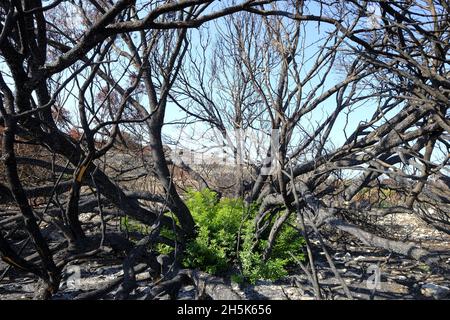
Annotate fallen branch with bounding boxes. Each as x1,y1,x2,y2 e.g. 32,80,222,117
185,270,242,300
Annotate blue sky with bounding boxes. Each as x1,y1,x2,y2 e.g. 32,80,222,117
162,10,376,158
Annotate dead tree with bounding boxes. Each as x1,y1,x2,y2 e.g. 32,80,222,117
0,0,285,299
0,0,448,300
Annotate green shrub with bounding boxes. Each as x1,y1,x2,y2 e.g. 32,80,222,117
271,220,306,263
175,189,306,284
239,214,305,284
182,188,243,274
239,233,288,283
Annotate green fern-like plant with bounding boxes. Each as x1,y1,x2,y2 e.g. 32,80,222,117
239,215,305,284
182,189,244,274
157,188,306,283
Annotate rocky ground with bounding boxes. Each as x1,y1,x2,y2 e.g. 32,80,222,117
1,213,449,300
